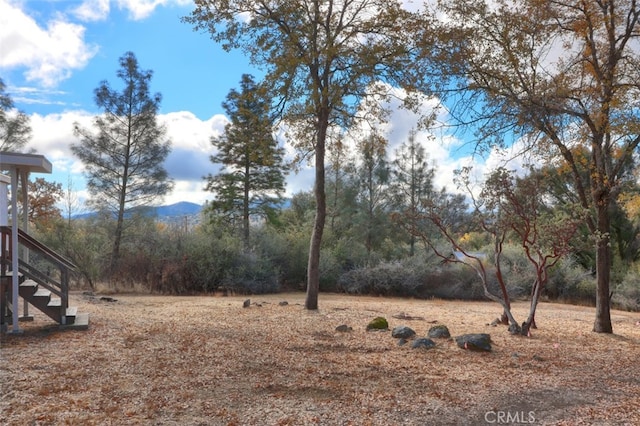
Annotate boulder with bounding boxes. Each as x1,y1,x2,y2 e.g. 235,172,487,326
366,317,389,331
391,325,416,339
455,333,492,352
335,324,353,333
427,324,451,339
412,338,436,349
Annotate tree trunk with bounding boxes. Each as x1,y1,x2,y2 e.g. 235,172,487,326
305,122,328,310
111,208,124,274
243,160,250,250
593,203,613,333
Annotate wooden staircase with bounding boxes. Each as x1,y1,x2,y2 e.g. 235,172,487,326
0,226,89,331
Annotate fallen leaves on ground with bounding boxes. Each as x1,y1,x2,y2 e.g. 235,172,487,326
1,293,639,425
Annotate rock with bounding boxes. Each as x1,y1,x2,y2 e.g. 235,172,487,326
100,296,117,302
455,333,492,352
427,324,451,339
335,324,353,332
278,301,289,306
392,312,425,321
397,338,408,346
243,299,251,308
391,325,416,339
412,338,436,349
366,317,389,331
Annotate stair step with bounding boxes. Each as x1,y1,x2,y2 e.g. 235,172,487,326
33,288,51,299
48,298,61,308
19,280,38,295
66,306,78,317
62,312,89,330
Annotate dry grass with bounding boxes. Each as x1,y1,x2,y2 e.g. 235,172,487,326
1,292,639,425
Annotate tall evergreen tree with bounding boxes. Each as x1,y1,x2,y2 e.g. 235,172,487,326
0,78,31,152
72,52,173,270
390,130,436,256
353,132,390,262
205,74,287,247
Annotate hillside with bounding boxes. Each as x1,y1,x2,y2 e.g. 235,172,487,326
72,201,203,220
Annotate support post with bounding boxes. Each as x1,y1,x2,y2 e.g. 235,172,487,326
0,174,9,332
10,169,21,333
20,170,31,321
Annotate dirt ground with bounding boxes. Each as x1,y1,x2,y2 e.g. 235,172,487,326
1,292,639,425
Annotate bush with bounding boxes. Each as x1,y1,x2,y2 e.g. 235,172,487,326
222,250,280,294
253,225,308,290
545,257,596,305
336,254,486,300
612,267,640,311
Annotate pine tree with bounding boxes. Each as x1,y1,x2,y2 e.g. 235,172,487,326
72,52,173,270
390,130,436,256
205,74,287,248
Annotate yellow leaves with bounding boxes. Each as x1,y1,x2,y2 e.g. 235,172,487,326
618,192,640,221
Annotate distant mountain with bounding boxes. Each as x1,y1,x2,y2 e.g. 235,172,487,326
153,202,203,218
72,202,203,220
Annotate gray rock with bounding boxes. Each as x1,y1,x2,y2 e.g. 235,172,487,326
412,338,436,349
243,299,251,308
427,324,451,339
455,333,492,351
391,325,416,339
278,301,289,306
335,324,353,332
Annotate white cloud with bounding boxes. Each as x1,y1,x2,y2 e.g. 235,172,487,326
73,0,111,22
26,110,228,207
116,0,190,21
23,88,537,209
0,0,98,87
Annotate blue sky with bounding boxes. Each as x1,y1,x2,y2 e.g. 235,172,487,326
0,0,523,210
3,0,254,119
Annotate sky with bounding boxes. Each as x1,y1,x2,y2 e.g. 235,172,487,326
0,0,524,210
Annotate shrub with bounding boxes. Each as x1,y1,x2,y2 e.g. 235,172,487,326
545,257,596,305
612,267,640,311
336,254,487,300
222,250,280,294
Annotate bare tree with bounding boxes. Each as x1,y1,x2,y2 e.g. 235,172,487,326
396,166,582,335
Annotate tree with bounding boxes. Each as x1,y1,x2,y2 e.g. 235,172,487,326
434,0,640,333
389,130,436,256
326,132,355,233
205,74,287,248
72,51,173,271
185,0,428,309
396,166,581,335
481,168,583,334
352,131,390,262
27,178,63,227
0,78,31,152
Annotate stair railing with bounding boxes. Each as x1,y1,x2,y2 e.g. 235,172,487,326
0,226,77,323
